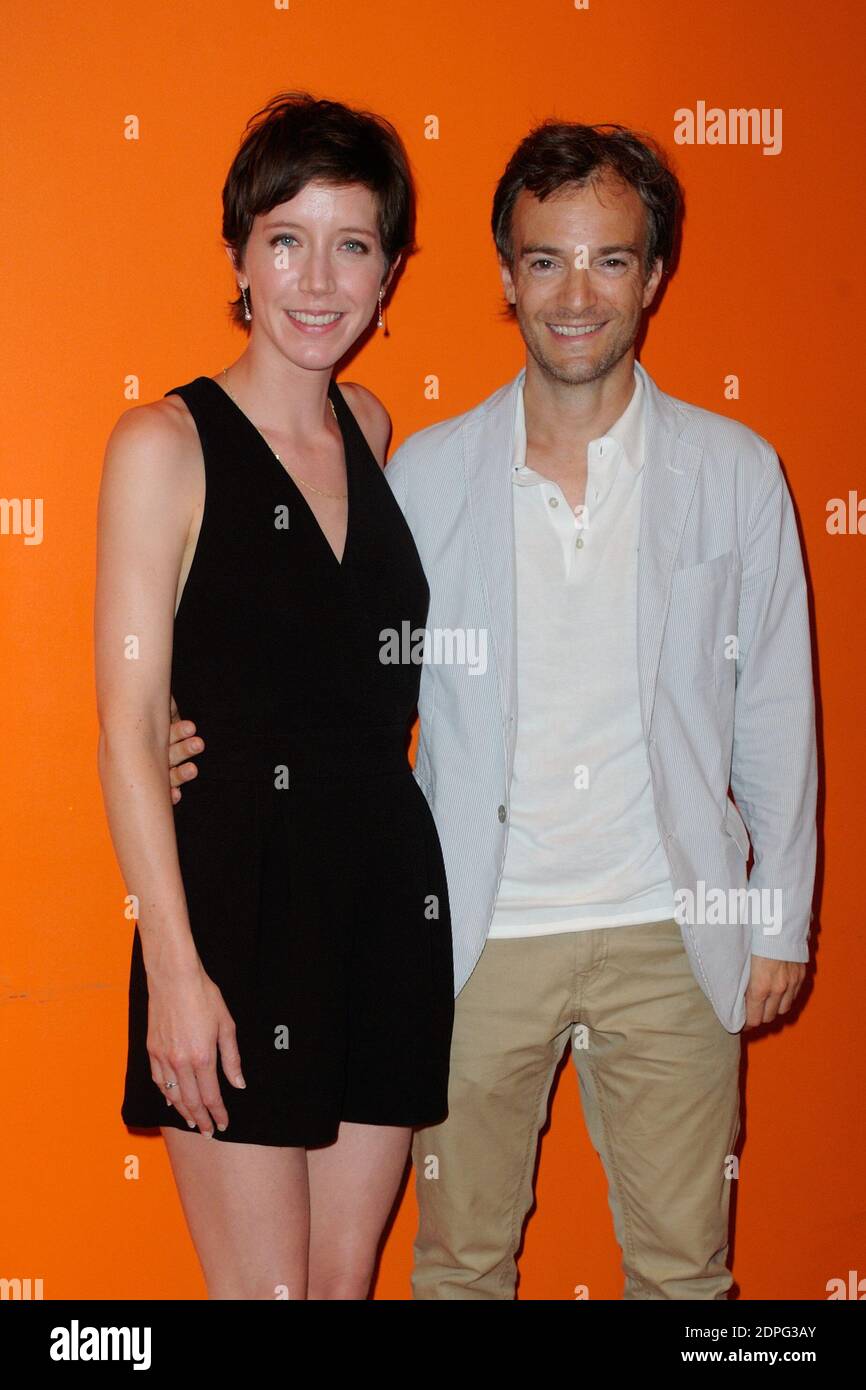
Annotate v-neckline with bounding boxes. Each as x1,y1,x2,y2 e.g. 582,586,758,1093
203,374,352,571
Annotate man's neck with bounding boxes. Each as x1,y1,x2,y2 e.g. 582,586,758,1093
522,352,636,460
520,355,636,513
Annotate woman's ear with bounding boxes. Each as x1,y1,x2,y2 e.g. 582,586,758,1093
383,251,403,293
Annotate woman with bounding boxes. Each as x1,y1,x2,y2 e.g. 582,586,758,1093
95,91,454,1299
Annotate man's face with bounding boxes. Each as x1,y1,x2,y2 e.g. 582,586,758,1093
499,170,663,385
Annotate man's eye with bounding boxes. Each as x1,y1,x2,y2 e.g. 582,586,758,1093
530,259,556,270
601,258,627,268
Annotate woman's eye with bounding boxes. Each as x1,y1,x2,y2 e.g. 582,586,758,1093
271,235,368,253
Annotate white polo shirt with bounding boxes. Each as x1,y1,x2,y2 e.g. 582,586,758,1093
488,365,676,938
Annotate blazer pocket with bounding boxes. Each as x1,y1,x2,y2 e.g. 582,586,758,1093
670,550,736,586
665,552,738,694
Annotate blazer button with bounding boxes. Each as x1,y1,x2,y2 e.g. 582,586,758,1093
497,805,507,822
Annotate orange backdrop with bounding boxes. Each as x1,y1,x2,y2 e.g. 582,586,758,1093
1,0,863,1300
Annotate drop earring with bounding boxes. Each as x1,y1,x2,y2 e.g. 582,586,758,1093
241,285,251,322
377,288,384,329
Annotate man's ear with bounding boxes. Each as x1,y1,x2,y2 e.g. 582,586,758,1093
642,256,664,309
498,257,517,308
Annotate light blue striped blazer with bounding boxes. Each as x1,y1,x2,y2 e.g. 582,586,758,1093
384,360,817,1032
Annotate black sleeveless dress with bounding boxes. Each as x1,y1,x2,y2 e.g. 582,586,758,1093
121,375,454,1147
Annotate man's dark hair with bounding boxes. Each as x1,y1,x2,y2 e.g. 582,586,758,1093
221,90,416,332
491,120,684,316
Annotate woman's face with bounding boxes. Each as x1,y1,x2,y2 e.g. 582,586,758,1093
233,179,396,369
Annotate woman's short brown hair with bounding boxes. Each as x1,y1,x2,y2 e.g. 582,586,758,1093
222,90,416,332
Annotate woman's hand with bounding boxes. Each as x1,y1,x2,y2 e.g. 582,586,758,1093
147,962,246,1135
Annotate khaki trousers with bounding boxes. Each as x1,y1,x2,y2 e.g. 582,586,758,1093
411,918,742,1299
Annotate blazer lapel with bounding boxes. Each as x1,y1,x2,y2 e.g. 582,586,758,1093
634,360,703,735
463,360,703,741
463,371,523,729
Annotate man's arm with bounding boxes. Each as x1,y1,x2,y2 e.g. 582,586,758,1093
168,694,204,803
729,447,818,1021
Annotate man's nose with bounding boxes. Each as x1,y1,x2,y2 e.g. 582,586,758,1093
561,266,596,313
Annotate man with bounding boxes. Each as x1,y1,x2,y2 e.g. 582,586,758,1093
168,122,817,1299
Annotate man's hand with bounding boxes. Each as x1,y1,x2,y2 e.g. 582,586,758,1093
168,693,204,804
744,955,806,1029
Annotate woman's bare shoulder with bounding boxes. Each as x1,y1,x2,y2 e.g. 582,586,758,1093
338,381,392,468
107,389,196,453
103,390,202,488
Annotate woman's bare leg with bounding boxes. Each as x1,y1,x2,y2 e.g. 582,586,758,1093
306,1123,412,1299
162,1127,310,1300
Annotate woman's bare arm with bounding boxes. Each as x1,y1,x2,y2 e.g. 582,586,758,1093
95,398,243,1133
95,400,199,977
